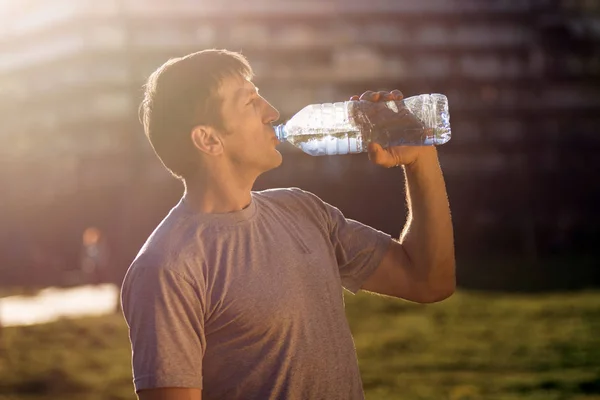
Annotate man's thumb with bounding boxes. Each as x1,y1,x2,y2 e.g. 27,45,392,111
367,142,384,162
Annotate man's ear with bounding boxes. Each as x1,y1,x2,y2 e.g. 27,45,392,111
191,125,223,156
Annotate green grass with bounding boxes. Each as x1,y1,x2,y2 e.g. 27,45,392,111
1,290,600,399
346,290,600,400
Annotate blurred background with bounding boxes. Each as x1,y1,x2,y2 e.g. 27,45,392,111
0,0,599,399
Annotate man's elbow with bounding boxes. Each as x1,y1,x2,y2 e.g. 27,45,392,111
418,284,455,303
416,262,456,303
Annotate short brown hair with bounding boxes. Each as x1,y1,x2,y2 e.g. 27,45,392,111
139,49,253,180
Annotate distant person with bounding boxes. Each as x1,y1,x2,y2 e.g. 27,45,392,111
81,227,110,284
121,49,455,400
0,309,3,356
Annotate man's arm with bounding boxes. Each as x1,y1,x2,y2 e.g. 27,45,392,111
362,146,456,303
138,388,201,400
353,88,454,303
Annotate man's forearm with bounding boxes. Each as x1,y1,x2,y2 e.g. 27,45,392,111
400,148,455,295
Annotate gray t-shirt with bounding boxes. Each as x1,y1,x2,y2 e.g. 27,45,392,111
121,187,391,400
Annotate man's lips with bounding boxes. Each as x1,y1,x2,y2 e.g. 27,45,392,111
269,126,280,144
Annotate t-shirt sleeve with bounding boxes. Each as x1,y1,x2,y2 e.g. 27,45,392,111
297,189,392,294
121,255,205,392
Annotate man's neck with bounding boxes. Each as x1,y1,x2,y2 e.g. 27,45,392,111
183,166,256,214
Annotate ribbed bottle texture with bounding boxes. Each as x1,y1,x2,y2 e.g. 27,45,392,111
275,94,451,156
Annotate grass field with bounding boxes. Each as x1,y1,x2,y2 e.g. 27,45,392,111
0,290,599,400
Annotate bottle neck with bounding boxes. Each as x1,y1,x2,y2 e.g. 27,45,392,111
274,124,287,142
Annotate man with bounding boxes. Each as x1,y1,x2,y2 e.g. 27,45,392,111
121,49,455,400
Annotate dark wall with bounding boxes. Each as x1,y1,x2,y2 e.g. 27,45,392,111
5,145,597,292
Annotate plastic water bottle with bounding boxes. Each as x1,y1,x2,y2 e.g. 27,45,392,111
274,94,451,156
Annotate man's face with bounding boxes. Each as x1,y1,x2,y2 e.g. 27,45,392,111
216,75,282,177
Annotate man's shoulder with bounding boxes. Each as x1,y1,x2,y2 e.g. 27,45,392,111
135,207,190,255
125,206,204,281
122,238,202,297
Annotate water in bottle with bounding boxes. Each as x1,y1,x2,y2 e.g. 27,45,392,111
274,93,451,156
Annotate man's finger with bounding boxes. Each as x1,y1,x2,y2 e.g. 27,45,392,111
349,95,360,101
359,91,378,101
377,91,393,101
390,90,404,101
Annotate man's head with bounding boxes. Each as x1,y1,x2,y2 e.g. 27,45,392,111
139,49,281,181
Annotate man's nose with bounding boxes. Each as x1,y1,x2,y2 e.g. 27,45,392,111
263,100,280,124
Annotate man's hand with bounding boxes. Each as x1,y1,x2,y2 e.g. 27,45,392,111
350,90,435,168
